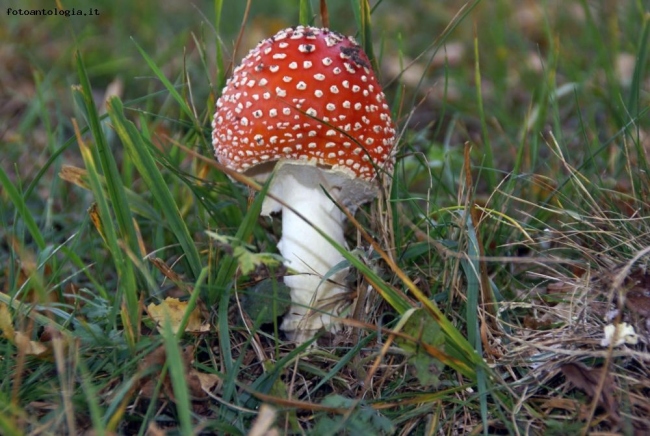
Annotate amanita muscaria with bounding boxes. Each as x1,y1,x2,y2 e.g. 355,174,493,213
212,25,396,343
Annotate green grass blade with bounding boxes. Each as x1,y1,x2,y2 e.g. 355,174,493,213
78,359,106,436
627,13,650,115
106,97,203,279
132,39,196,122
162,317,193,434
246,340,317,401
628,12,650,175
462,217,480,350
347,249,412,314
0,411,22,436
214,0,226,92
461,213,489,433
60,246,110,301
74,53,142,268
350,0,377,71
309,333,376,395
308,205,479,378
25,136,75,199
74,52,141,343
299,0,313,26
176,267,208,339
215,176,271,406
73,129,139,342
0,166,46,250
60,165,163,223
103,374,141,431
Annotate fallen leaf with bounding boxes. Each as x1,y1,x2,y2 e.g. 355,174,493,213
522,315,552,330
137,345,220,406
138,345,187,400
248,404,279,436
625,288,650,318
0,303,50,357
186,369,208,401
560,362,620,424
138,346,171,398
0,303,16,340
540,397,580,413
600,323,638,347
147,297,209,334
15,331,49,357
190,369,221,396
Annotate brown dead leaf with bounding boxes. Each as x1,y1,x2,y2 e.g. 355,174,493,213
190,369,221,397
138,346,169,398
15,331,49,357
625,270,650,318
0,302,50,357
522,315,552,330
147,297,210,334
539,397,580,413
4,243,54,304
546,281,574,296
0,302,16,340
58,165,90,190
185,368,221,401
560,362,620,424
137,345,220,404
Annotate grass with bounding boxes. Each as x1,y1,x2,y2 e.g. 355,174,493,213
2,0,650,434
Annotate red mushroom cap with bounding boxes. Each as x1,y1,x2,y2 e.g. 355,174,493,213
212,26,396,181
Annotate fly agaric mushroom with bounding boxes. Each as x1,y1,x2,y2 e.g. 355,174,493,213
212,25,396,343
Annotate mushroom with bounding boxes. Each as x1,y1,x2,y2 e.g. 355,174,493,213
212,25,396,343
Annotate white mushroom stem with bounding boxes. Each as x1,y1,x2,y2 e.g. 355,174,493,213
260,162,377,343
277,175,348,342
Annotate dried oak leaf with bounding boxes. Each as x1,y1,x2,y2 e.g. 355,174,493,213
147,297,210,334
560,362,620,424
